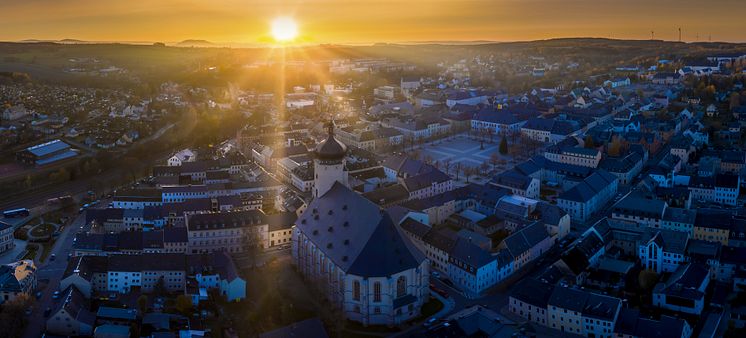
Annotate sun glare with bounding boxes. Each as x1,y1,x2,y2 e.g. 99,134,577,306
271,17,298,42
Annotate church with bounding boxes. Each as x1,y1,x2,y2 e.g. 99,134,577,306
292,123,430,326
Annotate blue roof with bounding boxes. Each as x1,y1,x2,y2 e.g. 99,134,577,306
450,237,495,271
35,149,78,165
472,108,520,125
25,139,71,157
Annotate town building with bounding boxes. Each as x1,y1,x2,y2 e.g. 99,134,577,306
557,170,618,223
292,126,429,326
16,139,78,166
0,260,36,304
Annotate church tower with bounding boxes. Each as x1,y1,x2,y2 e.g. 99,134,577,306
313,121,348,198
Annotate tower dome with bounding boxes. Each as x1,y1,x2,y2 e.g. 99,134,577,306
315,121,347,161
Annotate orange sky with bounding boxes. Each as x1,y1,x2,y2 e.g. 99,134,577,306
2,0,745,44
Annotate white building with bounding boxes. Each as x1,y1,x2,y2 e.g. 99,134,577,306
0,260,36,304
638,229,689,274
168,149,196,166
0,222,15,255
557,170,618,223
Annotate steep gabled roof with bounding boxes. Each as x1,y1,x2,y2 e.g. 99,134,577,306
296,182,425,276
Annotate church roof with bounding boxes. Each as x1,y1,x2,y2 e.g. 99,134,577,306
296,182,425,276
315,123,347,161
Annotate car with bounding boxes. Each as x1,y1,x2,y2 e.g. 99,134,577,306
52,291,60,299
423,317,438,327
50,254,56,261
25,307,33,316
44,307,52,317
35,291,43,299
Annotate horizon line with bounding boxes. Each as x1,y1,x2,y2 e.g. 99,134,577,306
4,36,746,48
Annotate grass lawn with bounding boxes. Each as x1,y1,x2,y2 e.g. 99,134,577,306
420,298,444,318
30,223,55,237
13,227,28,240
22,244,39,261
40,239,57,261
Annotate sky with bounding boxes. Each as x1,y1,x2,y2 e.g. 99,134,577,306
2,0,745,44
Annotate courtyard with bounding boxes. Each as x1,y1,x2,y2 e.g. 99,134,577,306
418,135,504,169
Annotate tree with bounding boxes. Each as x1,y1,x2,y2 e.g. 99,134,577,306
731,92,741,110
489,152,500,170
584,135,595,149
175,295,193,314
607,136,623,157
0,294,32,338
499,136,508,155
137,295,149,313
638,269,659,291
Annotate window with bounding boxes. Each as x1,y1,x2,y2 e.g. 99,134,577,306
373,282,381,302
396,276,406,298
353,280,360,301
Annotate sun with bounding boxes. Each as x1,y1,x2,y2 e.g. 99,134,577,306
271,17,298,42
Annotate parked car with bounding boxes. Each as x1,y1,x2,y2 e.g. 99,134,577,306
52,291,60,299
423,317,439,327
50,254,56,261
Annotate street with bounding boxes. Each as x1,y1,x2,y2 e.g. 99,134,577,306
23,209,92,338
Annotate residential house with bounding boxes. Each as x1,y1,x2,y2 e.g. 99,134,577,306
557,170,618,223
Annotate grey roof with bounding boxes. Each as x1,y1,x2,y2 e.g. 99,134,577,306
402,169,450,192
583,293,622,321
503,222,549,258
661,207,696,224
108,253,185,272
534,202,567,226
558,170,616,203
560,231,604,275
97,306,137,320
509,278,553,308
382,156,434,177
265,212,297,232
549,286,589,312
186,251,241,282
614,308,688,338
399,217,431,239
296,182,425,277
186,210,267,231
423,228,458,253
612,195,667,218
450,238,495,271
385,205,418,225
654,263,709,301
640,228,689,255
491,170,533,190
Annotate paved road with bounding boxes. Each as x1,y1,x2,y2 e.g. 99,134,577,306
23,210,91,338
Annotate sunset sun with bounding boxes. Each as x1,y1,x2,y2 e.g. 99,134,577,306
271,17,298,42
